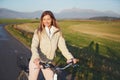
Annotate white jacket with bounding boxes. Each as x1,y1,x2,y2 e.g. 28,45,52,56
31,26,74,62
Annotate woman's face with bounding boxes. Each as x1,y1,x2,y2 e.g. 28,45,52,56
42,15,52,27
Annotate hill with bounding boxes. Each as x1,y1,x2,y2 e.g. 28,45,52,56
0,8,120,19
89,16,120,20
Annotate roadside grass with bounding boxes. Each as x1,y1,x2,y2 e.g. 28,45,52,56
5,24,33,48
2,19,39,48
5,19,120,80
15,23,39,32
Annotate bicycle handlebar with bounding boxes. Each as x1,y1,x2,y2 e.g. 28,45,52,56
39,62,79,71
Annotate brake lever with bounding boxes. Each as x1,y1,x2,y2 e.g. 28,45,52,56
68,61,79,68
72,63,79,68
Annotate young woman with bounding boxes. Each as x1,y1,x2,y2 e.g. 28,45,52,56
29,10,78,80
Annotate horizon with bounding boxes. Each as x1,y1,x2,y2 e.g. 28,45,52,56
0,7,120,19
0,0,120,14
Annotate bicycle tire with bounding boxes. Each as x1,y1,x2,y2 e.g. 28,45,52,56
17,70,28,80
57,70,67,80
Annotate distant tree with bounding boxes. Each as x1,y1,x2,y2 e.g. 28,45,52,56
35,17,39,20
89,16,120,21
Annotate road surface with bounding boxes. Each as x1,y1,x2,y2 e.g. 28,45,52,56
0,24,31,80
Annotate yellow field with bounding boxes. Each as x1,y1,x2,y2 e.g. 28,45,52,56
69,23,120,42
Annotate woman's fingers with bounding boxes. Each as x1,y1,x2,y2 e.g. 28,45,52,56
67,59,73,63
33,58,40,66
67,58,79,64
73,58,79,64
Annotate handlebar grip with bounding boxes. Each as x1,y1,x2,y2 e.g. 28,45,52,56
39,62,55,69
39,62,46,69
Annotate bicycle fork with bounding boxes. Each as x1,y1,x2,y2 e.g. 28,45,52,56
53,73,57,80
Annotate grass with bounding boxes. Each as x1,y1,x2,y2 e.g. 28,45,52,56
0,18,39,24
60,20,120,53
4,19,120,80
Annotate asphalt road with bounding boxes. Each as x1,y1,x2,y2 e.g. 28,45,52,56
0,24,31,80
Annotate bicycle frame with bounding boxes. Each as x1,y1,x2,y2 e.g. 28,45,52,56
53,63,73,80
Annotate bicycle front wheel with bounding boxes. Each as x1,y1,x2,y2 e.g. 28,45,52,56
56,70,67,80
17,70,28,80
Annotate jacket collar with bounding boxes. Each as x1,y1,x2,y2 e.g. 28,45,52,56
43,26,60,35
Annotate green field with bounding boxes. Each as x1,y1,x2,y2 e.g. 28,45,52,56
0,18,39,24
4,19,120,80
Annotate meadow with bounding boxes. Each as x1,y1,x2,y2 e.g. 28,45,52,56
4,19,120,80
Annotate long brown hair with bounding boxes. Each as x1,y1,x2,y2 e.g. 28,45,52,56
38,10,60,32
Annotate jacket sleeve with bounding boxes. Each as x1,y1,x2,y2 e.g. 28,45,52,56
31,29,40,60
58,33,74,60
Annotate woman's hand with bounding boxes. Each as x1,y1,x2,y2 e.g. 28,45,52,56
72,58,79,64
33,58,40,68
67,58,79,64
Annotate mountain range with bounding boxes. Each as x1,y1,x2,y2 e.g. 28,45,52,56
0,8,120,19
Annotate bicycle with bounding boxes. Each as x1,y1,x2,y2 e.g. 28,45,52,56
17,55,79,80
39,61,79,80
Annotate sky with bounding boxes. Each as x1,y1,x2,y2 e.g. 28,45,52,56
0,0,120,14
